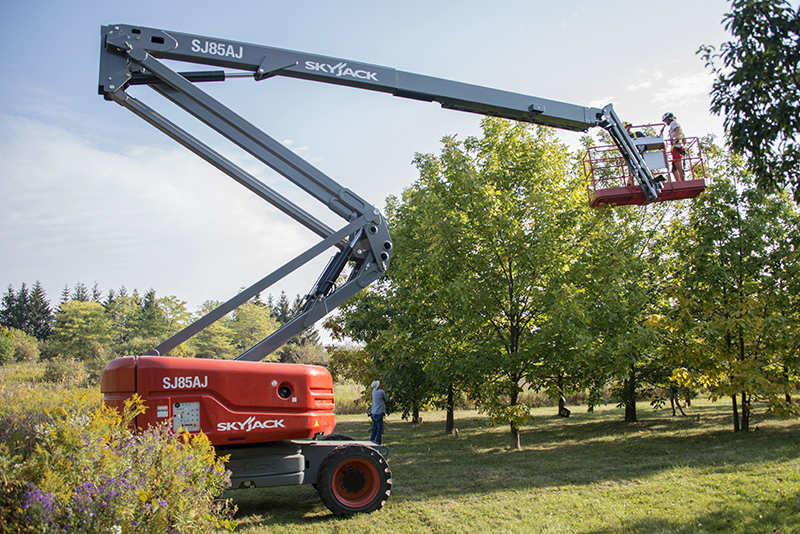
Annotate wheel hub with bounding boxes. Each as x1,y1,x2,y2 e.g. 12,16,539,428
340,467,366,493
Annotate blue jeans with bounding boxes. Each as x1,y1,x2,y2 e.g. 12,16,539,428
370,413,385,444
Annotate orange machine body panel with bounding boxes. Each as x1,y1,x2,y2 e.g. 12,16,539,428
101,356,336,446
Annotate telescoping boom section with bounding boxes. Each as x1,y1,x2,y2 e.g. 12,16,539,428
98,24,673,363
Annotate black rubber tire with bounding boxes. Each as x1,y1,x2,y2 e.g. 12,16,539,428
317,444,392,517
320,433,355,441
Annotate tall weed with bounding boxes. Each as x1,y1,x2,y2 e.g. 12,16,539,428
0,388,236,533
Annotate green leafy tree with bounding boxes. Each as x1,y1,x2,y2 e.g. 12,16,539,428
361,118,588,448
664,138,800,430
49,301,115,361
575,195,689,422
230,301,280,360
280,342,329,366
190,301,237,359
332,281,439,422
156,295,193,337
700,0,800,203
106,294,145,346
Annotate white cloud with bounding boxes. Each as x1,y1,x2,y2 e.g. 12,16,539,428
626,70,664,91
652,71,714,105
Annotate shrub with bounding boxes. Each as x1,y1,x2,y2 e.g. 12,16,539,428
6,327,40,362
0,327,12,365
333,381,369,415
0,392,236,533
42,358,88,387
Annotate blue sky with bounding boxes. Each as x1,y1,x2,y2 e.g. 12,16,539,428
1,0,741,322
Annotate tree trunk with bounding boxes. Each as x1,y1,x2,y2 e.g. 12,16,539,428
732,395,740,432
445,383,455,434
557,374,568,417
741,392,750,431
510,423,521,450
785,364,792,405
625,398,637,422
412,404,420,424
624,362,637,422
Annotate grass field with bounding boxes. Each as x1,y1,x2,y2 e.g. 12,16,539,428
225,400,799,534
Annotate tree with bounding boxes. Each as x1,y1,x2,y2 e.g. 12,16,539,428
28,281,53,341
573,187,692,423
190,301,237,359
105,294,145,346
156,295,193,338
49,301,115,361
230,301,280,360
664,138,800,430
271,292,292,324
0,283,29,333
332,281,440,423
0,281,53,341
72,282,90,302
359,118,589,449
700,0,800,203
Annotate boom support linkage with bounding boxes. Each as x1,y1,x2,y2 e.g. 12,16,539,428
98,24,662,361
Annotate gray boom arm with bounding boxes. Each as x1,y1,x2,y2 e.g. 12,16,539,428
97,24,661,362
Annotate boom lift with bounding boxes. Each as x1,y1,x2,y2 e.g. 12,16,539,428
97,24,685,516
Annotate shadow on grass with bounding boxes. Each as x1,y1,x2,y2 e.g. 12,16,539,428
225,402,800,528
582,486,800,534
332,403,799,498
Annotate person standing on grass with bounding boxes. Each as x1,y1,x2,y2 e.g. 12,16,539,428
670,385,686,416
370,380,389,444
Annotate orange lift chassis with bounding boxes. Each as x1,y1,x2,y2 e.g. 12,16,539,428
97,24,702,516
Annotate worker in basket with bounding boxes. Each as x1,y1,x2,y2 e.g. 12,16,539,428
662,112,686,181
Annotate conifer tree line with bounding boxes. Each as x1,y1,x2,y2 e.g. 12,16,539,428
0,281,326,373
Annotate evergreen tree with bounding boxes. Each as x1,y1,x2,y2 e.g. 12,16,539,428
91,282,103,302
0,285,20,331
0,282,52,341
271,291,292,324
73,282,89,302
60,284,70,307
29,281,53,341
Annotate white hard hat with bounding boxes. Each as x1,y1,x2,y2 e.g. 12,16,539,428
371,380,380,390
662,112,675,122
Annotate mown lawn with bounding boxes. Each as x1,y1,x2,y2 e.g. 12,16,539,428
225,400,799,534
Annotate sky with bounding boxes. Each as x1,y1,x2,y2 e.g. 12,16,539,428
1,0,742,335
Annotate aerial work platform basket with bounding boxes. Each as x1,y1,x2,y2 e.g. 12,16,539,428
584,124,707,207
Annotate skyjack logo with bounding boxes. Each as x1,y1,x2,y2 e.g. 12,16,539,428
304,60,378,81
216,416,285,432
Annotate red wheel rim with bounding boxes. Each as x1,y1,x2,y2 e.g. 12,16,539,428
330,457,381,508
